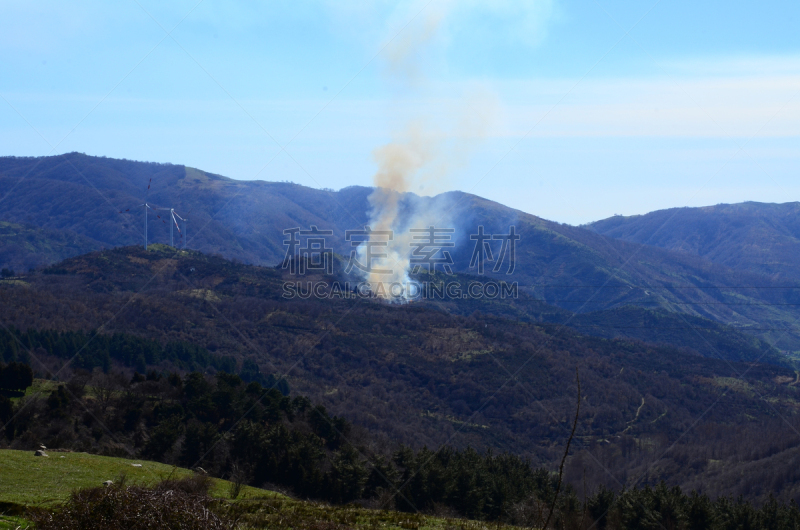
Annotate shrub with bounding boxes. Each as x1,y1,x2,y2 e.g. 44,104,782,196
30,476,233,530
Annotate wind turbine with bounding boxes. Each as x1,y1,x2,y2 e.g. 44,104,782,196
158,207,176,247
157,207,187,248
136,179,166,249
128,177,188,249
172,210,188,249
142,179,152,249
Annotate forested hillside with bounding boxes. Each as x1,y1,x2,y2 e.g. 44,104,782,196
3,245,800,505
0,221,101,273
6,369,800,529
4,153,800,351
588,202,800,281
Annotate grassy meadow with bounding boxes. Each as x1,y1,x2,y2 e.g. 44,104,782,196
0,450,516,530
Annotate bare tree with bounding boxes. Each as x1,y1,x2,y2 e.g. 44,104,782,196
543,366,581,530
92,370,120,415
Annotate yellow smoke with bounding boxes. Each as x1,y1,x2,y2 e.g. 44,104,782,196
362,124,433,292
359,6,499,300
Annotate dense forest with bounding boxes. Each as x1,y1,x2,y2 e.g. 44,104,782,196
0,327,235,374
5,365,800,529
2,246,800,507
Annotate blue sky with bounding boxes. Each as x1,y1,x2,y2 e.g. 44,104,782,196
2,0,799,224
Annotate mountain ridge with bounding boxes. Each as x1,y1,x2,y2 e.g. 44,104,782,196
3,153,800,351
588,201,800,282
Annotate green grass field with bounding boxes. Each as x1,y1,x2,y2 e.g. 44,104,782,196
0,449,515,530
0,449,274,508
0,514,28,530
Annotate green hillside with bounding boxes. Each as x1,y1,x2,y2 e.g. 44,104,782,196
0,450,513,530
3,407,800,530
0,449,270,508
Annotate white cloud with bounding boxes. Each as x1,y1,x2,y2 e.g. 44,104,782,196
494,60,800,138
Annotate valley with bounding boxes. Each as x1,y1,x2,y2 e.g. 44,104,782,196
2,245,800,505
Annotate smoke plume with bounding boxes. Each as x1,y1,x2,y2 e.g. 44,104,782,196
356,7,498,300
359,124,437,294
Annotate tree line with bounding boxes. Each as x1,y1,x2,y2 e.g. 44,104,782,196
3,365,800,528
0,327,237,376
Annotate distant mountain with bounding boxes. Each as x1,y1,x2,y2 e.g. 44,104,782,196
587,202,800,282
3,153,800,350
0,153,371,264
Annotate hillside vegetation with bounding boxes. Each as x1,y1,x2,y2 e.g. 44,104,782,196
3,246,800,506
4,446,800,530
3,154,800,350
0,449,268,508
588,202,800,282
1,364,581,521
0,221,100,274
